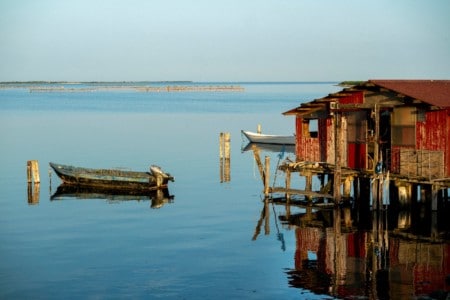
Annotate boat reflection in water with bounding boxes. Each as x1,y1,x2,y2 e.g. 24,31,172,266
241,142,295,154
256,197,450,299
51,184,174,209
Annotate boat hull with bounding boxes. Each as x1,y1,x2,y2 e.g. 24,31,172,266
241,130,295,145
49,162,173,191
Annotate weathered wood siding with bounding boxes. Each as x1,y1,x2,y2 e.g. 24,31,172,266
416,109,450,177
391,109,450,178
295,117,320,162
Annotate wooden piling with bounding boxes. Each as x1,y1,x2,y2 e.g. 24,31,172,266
334,108,342,203
219,132,231,182
27,160,40,204
285,168,291,201
27,160,40,183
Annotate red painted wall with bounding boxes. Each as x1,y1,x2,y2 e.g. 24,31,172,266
342,92,366,169
416,109,450,177
295,117,320,162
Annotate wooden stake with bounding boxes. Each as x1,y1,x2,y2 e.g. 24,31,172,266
27,160,40,184
334,109,342,203
219,132,231,182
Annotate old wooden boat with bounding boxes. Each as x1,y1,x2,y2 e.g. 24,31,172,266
49,162,174,191
241,130,295,145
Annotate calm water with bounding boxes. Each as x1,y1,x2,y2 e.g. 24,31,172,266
1,82,449,299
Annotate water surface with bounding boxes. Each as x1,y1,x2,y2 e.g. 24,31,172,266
1,82,448,299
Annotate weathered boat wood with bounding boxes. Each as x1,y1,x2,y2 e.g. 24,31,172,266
49,162,174,191
241,130,295,145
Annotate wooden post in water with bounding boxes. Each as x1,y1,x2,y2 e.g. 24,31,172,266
219,132,231,182
285,168,291,201
333,104,342,204
257,124,262,134
27,160,40,184
27,160,40,204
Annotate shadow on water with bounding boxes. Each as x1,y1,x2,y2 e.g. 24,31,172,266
49,184,174,209
246,142,450,300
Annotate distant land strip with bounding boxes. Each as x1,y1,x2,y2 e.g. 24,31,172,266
14,85,245,93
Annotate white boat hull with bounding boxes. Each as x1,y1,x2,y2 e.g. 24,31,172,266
242,130,295,145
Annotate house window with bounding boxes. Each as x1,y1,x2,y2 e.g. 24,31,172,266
392,107,415,146
303,119,318,138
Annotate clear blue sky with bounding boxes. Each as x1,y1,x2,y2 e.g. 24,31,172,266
1,0,449,82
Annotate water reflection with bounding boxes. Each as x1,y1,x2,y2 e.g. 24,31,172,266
271,201,450,299
27,183,40,205
51,184,174,209
241,142,295,154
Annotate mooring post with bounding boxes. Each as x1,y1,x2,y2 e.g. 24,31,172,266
219,132,231,182
224,132,230,182
257,124,262,134
264,156,270,197
27,160,40,184
27,160,40,204
219,132,224,160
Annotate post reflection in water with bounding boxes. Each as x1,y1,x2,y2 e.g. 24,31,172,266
27,182,40,205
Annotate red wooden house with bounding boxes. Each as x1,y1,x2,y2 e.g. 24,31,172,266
283,80,450,180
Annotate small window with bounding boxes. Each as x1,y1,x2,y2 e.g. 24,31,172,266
302,119,317,138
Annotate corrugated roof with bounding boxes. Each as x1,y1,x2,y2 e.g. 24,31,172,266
369,80,450,108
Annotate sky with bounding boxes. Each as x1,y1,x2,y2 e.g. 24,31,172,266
0,0,449,82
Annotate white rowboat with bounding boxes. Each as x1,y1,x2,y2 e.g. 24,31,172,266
241,130,295,145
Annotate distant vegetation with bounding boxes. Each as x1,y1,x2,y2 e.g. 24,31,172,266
338,81,364,86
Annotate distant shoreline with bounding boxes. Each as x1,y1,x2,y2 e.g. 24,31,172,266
0,81,340,93
0,80,339,85
27,85,246,93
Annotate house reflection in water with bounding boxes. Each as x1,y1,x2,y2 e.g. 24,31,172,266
282,203,450,299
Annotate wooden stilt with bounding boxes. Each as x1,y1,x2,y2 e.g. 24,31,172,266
285,168,291,201
334,107,342,204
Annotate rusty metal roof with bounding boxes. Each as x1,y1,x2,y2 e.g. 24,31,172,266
369,80,450,108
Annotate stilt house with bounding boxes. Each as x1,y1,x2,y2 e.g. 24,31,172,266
283,80,450,182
